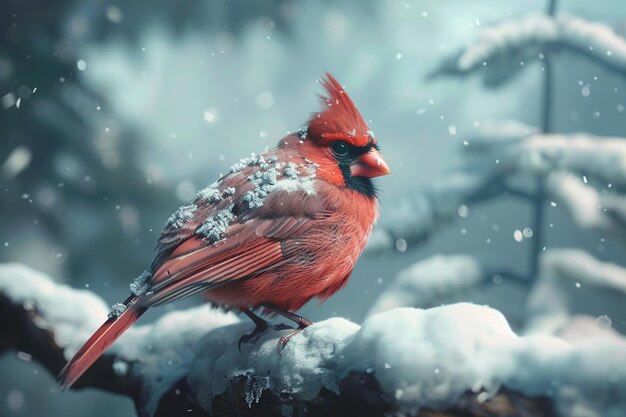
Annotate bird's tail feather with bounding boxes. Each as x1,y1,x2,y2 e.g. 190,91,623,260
58,296,146,389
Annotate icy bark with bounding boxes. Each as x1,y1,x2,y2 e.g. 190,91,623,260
3,263,624,417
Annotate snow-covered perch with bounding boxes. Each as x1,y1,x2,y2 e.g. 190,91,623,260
430,14,626,87
0,263,239,406
1,263,624,417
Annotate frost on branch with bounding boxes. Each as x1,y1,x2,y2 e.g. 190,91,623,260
431,14,626,87
2,262,625,417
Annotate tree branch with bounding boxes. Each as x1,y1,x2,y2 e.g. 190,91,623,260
0,293,141,397
0,264,560,417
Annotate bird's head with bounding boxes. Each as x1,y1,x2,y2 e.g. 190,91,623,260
297,73,390,197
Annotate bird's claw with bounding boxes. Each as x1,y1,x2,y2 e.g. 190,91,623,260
275,324,310,355
276,335,290,355
238,323,293,352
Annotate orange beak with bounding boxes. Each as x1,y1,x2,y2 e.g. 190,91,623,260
350,148,391,178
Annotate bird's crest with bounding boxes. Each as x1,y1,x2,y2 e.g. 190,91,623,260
307,73,373,147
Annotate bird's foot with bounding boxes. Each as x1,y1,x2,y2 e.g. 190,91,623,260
238,323,294,352
276,319,313,355
253,304,313,355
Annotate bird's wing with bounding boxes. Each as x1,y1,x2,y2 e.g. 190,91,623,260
141,177,326,306
143,216,311,306
137,147,331,307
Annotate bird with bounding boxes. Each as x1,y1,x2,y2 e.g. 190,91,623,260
58,72,390,389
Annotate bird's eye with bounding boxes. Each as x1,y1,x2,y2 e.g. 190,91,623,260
332,141,349,157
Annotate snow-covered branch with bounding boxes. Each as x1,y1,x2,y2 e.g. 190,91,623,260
4,263,619,417
526,249,626,337
430,14,626,87
369,129,626,254
367,255,528,316
546,173,626,240
508,134,626,185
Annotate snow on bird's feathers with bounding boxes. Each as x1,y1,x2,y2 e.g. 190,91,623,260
154,153,319,258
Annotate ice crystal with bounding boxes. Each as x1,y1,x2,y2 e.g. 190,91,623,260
166,204,197,229
243,162,317,209
298,125,309,139
284,162,300,179
196,183,237,202
274,177,316,195
130,270,152,296
196,183,221,201
229,154,271,174
108,302,127,319
243,374,271,407
197,205,236,242
243,168,280,208
302,162,318,176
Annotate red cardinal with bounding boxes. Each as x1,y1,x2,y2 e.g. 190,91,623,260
59,73,390,389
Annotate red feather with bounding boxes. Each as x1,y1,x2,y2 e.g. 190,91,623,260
308,73,373,147
58,298,146,389
58,73,384,389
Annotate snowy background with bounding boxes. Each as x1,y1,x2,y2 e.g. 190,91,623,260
1,0,625,416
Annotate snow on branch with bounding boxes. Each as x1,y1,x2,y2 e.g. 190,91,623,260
430,14,626,87
366,254,530,317
4,263,622,417
504,133,626,185
368,255,481,316
369,129,626,254
526,249,626,339
367,121,537,254
0,263,239,415
465,120,539,148
465,131,626,186
546,173,626,241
